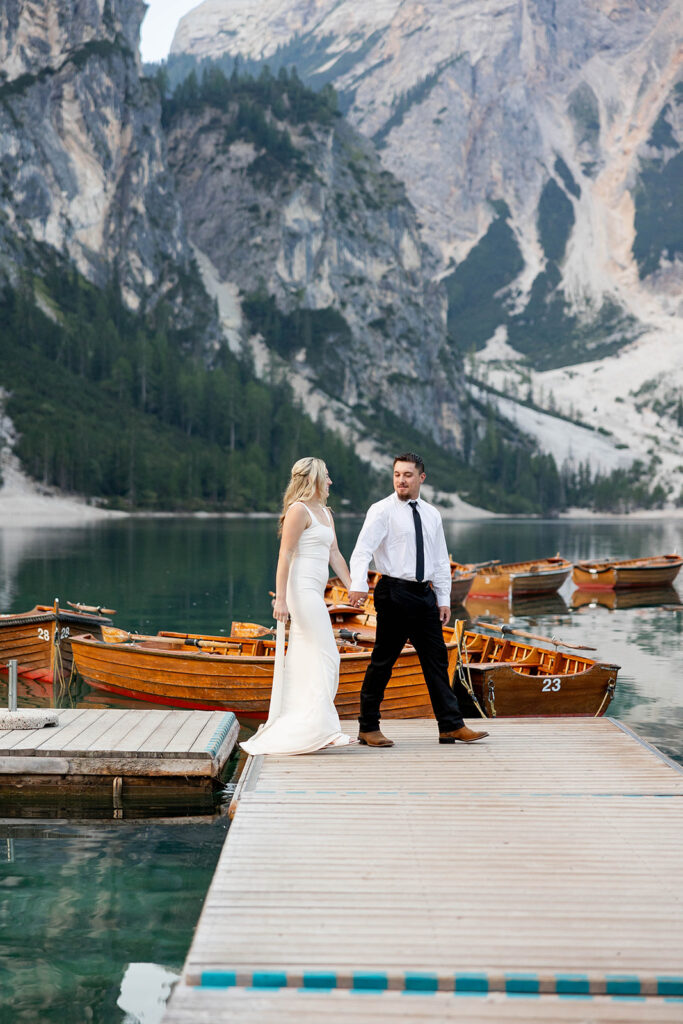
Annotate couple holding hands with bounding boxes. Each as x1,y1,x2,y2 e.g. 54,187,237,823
241,452,488,756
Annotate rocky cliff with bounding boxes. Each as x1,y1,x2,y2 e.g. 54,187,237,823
0,0,206,326
163,72,463,450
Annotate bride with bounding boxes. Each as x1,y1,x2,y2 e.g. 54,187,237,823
240,457,355,755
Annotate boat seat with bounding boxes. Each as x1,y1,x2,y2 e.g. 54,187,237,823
464,660,532,670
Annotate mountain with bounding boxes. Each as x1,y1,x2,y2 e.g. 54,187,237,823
0,0,212,331
162,67,464,455
171,0,683,503
0,0,384,511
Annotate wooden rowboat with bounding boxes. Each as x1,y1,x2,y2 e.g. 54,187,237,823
71,621,461,720
467,555,572,599
454,625,620,718
571,553,682,590
0,601,115,684
325,611,618,719
449,561,476,605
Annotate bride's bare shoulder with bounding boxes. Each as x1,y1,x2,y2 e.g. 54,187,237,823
285,501,311,524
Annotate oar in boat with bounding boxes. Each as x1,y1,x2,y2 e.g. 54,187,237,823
102,627,251,650
461,559,500,571
67,601,117,616
474,620,597,651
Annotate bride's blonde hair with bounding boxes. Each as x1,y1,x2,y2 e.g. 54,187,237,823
279,457,328,533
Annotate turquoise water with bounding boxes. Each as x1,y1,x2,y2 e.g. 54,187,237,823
0,514,682,1022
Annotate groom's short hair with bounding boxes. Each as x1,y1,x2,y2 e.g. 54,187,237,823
393,451,425,474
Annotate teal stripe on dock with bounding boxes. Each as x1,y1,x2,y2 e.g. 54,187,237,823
404,972,439,992
352,972,388,991
302,971,337,989
505,973,540,994
555,974,590,994
606,975,641,995
658,977,683,996
251,972,287,989
454,973,489,993
203,713,237,756
200,971,236,988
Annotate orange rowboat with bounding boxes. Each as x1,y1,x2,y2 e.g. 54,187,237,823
71,622,461,720
467,555,572,599
571,554,682,590
455,626,620,718
0,601,115,684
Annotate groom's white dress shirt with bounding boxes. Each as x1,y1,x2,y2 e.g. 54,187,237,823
349,492,452,606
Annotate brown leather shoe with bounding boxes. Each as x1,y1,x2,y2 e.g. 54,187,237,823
358,730,394,747
439,726,489,744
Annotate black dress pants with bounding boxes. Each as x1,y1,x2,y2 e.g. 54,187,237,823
358,576,465,733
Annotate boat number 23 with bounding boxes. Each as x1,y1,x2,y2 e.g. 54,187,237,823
542,677,561,692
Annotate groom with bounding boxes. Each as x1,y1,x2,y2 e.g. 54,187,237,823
348,452,488,747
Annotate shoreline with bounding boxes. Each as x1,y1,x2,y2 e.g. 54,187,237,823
1,461,682,529
1,494,683,529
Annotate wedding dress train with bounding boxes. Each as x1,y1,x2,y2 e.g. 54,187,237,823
240,504,351,755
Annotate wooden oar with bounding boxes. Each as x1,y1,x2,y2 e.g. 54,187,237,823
102,627,251,651
475,621,597,651
67,601,117,616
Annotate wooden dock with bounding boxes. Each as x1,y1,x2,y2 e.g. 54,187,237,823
0,708,239,811
163,718,683,1021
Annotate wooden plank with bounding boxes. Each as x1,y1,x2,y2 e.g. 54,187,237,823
136,710,195,753
166,718,683,1021
90,708,170,756
81,709,150,752
59,708,140,754
162,711,216,755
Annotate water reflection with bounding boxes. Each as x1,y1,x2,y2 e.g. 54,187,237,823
571,585,682,611
0,819,227,1024
463,592,570,624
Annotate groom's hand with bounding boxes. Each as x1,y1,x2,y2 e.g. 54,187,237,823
347,591,367,608
439,605,451,625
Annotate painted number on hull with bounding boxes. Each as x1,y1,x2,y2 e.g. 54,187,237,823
542,677,561,692
38,628,50,642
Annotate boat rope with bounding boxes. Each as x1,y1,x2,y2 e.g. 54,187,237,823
453,629,487,719
593,678,616,718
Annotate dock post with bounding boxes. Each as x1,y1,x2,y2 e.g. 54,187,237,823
7,660,17,712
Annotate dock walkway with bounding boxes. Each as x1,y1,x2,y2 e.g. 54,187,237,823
164,718,683,1021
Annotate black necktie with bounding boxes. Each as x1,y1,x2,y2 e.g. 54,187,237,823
409,501,424,582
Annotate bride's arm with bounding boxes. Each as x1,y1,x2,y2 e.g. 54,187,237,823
329,519,352,591
273,505,308,621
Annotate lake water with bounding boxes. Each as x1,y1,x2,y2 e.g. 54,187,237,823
1,514,682,1023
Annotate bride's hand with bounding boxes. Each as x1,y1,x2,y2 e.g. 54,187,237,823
273,596,289,622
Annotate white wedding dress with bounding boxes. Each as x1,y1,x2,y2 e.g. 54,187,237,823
240,503,352,755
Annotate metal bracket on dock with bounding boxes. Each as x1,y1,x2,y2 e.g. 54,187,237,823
112,776,123,818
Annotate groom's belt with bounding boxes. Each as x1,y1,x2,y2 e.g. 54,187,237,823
380,575,432,591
